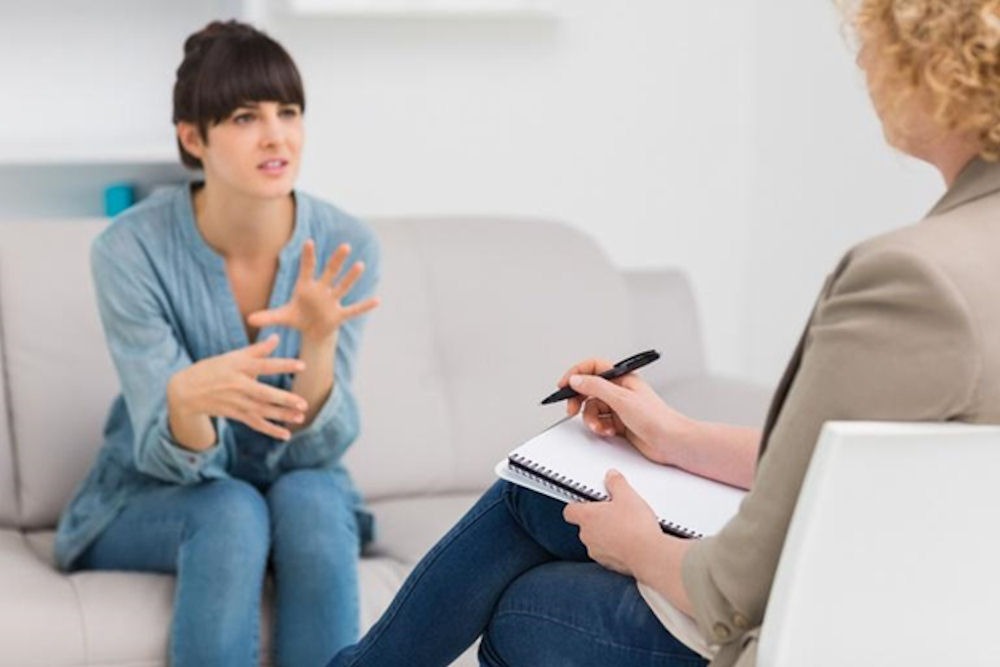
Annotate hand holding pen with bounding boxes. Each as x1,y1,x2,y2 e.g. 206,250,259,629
546,350,689,466
541,350,660,405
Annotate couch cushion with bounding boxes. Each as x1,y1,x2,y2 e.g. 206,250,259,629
22,530,417,666
366,492,480,565
0,326,16,527
0,529,87,666
347,218,631,499
0,220,117,530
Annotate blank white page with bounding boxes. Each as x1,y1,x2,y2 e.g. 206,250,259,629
504,416,746,538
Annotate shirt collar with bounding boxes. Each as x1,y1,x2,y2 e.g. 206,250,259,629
174,183,309,272
927,157,1000,217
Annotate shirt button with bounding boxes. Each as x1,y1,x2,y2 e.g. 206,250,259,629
713,622,732,641
733,613,750,630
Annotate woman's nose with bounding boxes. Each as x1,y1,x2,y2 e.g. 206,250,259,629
259,112,285,145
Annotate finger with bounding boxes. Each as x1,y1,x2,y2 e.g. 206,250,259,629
331,261,364,299
611,412,627,436
558,358,615,388
566,395,583,417
568,374,627,408
340,297,380,320
244,333,280,357
227,399,294,440
320,243,351,285
582,398,615,436
244,413,293,441
249,357,306,377
254,400,307,425
297,239,317,284
246,305,293,328
243,379,309,412
562,501,585,526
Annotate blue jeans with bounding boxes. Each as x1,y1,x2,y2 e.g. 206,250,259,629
77,469,361,667
329,481,707,667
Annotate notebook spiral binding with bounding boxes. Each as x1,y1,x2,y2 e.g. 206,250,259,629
507,453,702,540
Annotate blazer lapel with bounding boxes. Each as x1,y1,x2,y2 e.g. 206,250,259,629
927,157,1000,217
757,327,806,458
756,265,843,457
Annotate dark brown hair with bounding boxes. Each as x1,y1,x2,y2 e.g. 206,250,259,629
172,20,306,169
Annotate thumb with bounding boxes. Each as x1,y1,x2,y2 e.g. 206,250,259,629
569,374,626,407
247,305,290,328
604,469,630,498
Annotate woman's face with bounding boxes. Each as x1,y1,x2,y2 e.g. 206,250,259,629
184,100,304,200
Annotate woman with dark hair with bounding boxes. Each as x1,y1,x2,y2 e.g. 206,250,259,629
54,20,379,667
328,1,1000,665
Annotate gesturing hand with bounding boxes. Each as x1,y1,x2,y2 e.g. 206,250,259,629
167,334,309,445
247,240,380,343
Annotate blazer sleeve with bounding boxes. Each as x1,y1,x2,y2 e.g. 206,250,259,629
92,232,230,484
681,247,981,646
277,235,381,470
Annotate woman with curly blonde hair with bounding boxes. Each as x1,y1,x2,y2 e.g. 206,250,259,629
328,2,1000,665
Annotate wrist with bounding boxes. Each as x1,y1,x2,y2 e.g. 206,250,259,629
300,328,338,350
654,410,702,467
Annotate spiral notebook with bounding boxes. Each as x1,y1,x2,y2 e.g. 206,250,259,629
495,416,746,539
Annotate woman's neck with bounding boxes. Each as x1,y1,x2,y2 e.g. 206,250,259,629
193,182,295,261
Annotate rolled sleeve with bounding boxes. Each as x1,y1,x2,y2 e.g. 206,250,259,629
680,246,980,649
277,380,358,470
92,231,227,486
155,413,230,482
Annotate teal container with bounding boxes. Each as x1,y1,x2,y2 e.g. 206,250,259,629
104,183,136,217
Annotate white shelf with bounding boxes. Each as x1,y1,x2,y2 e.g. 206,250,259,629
0,141,178,166
280,0,554,18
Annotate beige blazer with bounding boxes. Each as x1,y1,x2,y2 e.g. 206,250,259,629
680,158,1000,667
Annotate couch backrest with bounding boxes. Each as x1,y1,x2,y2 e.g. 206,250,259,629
0,314,16,526
346,218,630,500
0,216,631,528
0,220,118,529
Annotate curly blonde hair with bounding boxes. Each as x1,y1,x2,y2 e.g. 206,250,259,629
845,0,1000,160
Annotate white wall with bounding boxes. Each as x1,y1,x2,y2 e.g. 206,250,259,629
742,1,942,384
0,0,947,387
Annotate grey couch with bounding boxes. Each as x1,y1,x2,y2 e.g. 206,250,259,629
0,215,770,666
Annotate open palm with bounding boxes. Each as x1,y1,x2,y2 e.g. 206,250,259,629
247,240,379,342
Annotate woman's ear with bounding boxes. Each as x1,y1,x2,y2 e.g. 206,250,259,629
176,122,205,160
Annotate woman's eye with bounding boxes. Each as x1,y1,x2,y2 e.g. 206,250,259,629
233,112,255,124
279,107,300,118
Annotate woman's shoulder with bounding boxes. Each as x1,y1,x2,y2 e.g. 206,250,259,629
93,185,186,257
297,191,379,256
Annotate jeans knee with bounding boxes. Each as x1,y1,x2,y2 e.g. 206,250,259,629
186,479,270,562
268,470,359,557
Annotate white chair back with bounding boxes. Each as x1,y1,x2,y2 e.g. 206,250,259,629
759,421,1000,667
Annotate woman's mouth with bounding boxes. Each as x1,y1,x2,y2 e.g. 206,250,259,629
258,159,289,174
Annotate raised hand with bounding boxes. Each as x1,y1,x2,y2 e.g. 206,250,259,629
167,334,309,447
246,240,379,343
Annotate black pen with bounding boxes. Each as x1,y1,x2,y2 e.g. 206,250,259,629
540,349,661,405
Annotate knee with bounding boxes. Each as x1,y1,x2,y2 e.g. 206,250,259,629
186,479,270,561
268,470,358,554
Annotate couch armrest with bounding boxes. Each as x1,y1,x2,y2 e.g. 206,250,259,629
622,269,706,387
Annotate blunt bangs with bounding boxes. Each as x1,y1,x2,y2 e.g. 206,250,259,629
192,36,305,128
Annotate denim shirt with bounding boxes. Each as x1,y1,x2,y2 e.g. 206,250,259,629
54,185,380,571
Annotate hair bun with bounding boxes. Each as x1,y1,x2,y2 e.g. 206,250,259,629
182,20,254,56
